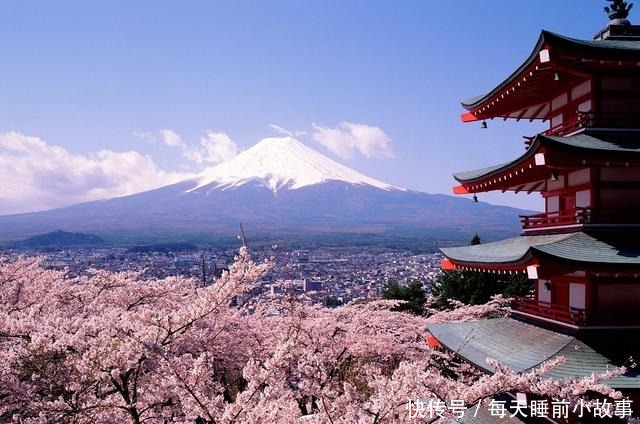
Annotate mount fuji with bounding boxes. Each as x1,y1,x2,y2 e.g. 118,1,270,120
0,137,527,246
190,136,398,193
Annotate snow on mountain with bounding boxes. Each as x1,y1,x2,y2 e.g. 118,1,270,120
189,136,402,193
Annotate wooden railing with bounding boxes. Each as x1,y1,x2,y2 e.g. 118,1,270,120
521,208,640,232
544,113,586,137
512,297,586,326
514,298,640,327
544,112,640,137
520,208,590,232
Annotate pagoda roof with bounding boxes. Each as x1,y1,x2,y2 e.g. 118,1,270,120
460,30,640,122
548,131,640,152
427,318,640,389
454,162,509,184
441,233,571,266
453,131,640,188
441,231,640,268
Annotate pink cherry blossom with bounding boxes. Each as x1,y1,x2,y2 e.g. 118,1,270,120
0,250,630,423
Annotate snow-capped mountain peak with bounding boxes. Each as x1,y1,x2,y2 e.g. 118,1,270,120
189,136,401,192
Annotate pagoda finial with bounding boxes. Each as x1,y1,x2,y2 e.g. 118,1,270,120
604,0,633,23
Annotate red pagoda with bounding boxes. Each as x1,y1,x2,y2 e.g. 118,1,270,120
441,2,640,332
428,0,640,416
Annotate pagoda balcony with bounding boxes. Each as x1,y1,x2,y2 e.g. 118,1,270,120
512,297,586,327
513,297,640,328
520,208,590,233
544,112,640,137
521,208,640,233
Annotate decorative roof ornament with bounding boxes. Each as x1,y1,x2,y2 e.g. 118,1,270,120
604,0,633,23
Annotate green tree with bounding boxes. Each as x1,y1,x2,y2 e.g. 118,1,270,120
431,234,531,310
381,280,426,315
431,271,530,309
324,296,343,308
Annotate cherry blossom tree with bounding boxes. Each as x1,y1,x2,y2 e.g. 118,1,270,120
0,250,630,423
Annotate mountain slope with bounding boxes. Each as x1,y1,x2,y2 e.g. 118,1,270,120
0,137,529,244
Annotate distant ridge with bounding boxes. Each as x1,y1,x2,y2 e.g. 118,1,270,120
13,230,105,248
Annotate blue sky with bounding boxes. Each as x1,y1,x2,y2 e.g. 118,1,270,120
0,1,613,214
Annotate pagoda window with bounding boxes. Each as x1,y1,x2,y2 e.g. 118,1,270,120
569,283,586,310
546,196,560,213
575,190,590,208
550,113,563,129
537,279,551,303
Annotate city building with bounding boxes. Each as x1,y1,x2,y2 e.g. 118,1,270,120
429,1,640,418
302,279,323,292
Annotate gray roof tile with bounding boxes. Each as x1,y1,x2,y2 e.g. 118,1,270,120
454,131,640,183
441,231,640,266
427,318,640,389
440,234,573,264
462,31,640,108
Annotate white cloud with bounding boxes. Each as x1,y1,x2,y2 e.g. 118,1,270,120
136,129,238,165
0,132,193,215
311,122,394,159
158,128,187,149
269,124,306,137
198,131,238,164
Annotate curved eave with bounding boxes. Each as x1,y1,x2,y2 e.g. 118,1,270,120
544,131,640,153
454,140,540,183
532,231,640,265
460,31,640,122
441,232,640,273
452,131,640,194
452,138,544,194
461,31,547,110
439,233,572,269
440,257,532,273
